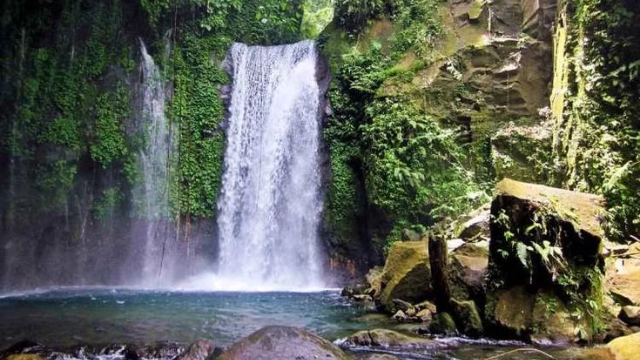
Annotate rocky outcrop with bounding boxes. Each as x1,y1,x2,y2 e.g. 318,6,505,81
377,241,432,310
486,178,605,342
491,121,555,185
218,326,349,360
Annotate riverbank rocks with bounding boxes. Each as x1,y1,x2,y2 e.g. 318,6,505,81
486,179,605,342
449,242,489,302
4,355,44,360
607,243,640,307
343,329,436,348
378,241,432,311
174,340,217,360
218,326,348,360
619,306,640,326
486,286,586,344
604,332,640,360
451,299,484,337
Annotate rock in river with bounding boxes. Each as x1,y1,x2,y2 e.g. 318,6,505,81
218,326,349,360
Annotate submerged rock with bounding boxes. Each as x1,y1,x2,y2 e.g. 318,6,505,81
356,355,399,360
344,329,436,348
378,241,432,310
218,326,348,360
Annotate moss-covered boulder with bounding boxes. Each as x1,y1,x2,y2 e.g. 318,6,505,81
486,179,605,342
343,329,437,348
428,312,458,336
451,299,484,337
378,241,432,310
486,286,587,343
218,326,349,360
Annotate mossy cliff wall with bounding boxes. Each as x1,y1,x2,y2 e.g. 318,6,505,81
550,0,640,241
320,0,560,274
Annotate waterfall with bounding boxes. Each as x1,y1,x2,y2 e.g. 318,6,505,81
214,40,325,290
137,39,172,284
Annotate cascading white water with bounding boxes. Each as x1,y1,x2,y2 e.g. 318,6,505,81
214,40,325,290
138,39,172,283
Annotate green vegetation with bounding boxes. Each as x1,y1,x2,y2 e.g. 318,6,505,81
554,0,640,241
169,33,229,219
323,1,481,256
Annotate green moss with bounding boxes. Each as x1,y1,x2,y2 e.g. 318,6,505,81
91,86,131,168
553,0,640,241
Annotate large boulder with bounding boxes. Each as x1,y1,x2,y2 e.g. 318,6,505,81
218,326,349,360
486,286,585,344
378,241,432,310
486,179,605,342
606,332,640,360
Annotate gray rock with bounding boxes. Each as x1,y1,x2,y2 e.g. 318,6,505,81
174,340,216,360
218,326,348,360
344,329,437,348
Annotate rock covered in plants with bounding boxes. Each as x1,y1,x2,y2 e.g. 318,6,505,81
486,286,586,344
486,178,606,342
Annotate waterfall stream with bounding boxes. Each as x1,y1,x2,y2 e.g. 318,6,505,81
213,40,325,290
138,39,172,284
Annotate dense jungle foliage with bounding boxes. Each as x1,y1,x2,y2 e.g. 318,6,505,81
0,0,638,266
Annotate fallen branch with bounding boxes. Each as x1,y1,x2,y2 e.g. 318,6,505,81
483,348,555,360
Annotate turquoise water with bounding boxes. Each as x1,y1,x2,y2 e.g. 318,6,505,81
0,289,591,359
0,289,370,348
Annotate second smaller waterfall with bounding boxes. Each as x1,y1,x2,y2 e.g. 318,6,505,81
137,39,173,284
